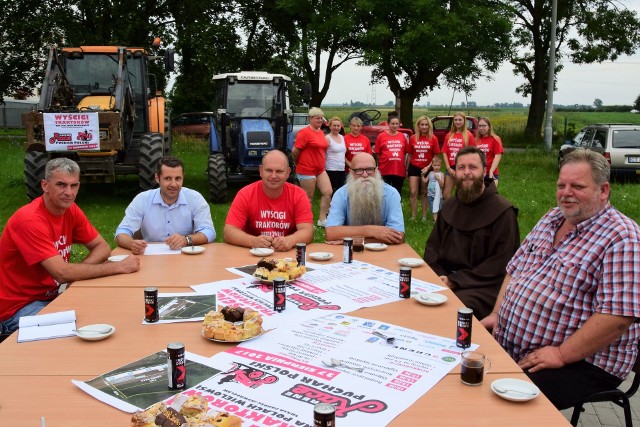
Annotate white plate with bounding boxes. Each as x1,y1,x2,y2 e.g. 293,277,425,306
398,258,425,267
491,378,540,402
75,324,115,341
309,252,333,261
364,243,388,251
250,247,274,257
415,292,448,306
107,255,128,262
182,246,205,255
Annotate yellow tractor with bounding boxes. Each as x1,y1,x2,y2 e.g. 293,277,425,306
22,45,174,199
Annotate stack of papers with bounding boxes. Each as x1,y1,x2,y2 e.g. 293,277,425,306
17,310,77,342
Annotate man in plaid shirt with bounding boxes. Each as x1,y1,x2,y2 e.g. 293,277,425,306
482,148,640,409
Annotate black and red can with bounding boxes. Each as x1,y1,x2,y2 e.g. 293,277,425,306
399,267,412,298
274,277,286,312
456,307,473,348
343,238,353,263
314,402,336,427
167,342,186,390
296,243,306,266
144,287,159,323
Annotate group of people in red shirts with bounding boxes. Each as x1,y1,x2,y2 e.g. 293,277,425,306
292,109,505,225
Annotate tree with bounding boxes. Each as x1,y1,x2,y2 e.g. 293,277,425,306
593,98,603,109
504,0,640,141
634,94,640,111
269,0,362,106
0,0,173,101
357,0,512,128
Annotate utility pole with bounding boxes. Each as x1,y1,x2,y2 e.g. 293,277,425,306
544,0,558,151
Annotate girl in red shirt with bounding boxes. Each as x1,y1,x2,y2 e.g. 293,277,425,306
475,117,504,187
373,116,409,197
407,115,440,221
441,112,475,199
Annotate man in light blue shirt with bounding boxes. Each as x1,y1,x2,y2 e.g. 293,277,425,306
115,157,215,254
325,153,404,244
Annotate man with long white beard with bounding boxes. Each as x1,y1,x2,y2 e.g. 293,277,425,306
424,146,519,319
325,153,404,244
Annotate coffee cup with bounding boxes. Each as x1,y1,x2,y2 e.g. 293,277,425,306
353,236,365,253
460,351,491,386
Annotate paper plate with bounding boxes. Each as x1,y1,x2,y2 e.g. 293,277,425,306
202,329,265,343
398,258,425,267
75,324,115,341
250,247,275,257
364,243,388,251
182,246,205,255
107,255,128,262
415,293,448,306
491,378,540,402
309,252,333,261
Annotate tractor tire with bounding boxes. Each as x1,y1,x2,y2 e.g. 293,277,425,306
139,133,163,192
208,153,227,203
163,113,173,156
25,151,49,200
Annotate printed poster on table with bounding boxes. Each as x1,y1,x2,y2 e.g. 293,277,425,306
44,112,100,151
173,311,477,427
72,350,220,413
191,277,360,331
142,292,217,324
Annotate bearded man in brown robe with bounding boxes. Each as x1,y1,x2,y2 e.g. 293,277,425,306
424,146,519,318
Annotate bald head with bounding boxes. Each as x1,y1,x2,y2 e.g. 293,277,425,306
351,153,376,170
262,150,289,166
260,150,291,196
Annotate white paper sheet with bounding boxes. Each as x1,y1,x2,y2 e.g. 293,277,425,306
143,243,181,255
17,310,77,342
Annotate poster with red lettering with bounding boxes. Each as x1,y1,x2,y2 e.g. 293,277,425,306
44,112,100,151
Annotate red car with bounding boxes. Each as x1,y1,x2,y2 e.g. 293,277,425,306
172,112,214,139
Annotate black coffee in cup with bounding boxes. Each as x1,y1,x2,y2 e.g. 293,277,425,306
460,362,484,385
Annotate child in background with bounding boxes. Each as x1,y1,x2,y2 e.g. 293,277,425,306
424,156,444,222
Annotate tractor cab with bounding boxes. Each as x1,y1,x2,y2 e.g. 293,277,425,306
207,71,294,203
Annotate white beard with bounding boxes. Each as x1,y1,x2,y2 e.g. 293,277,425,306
346,171,384,226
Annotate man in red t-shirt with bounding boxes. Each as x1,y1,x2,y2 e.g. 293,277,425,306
224,150,313,251
0,158,140,335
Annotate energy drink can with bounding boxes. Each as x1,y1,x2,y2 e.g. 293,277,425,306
399,267,411,298
456,307,473,348
296,243,306,266
144,287,159,322
314,403,336,427
167,342,186,390
274,277,286,312
343,238,353,263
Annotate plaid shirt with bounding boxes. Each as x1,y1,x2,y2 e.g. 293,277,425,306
494,203,640,379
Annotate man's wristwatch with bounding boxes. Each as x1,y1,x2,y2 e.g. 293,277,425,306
185,235,193,246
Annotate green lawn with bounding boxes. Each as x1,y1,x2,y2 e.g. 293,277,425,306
2,133,640,262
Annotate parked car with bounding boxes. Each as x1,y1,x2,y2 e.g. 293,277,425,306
558,123,640,179
431,115,479,148
348,110,413,148
172,112,214,139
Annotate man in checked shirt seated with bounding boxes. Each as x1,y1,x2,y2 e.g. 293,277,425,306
482,148,640,409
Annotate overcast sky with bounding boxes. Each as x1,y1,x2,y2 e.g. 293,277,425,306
322,0,640,107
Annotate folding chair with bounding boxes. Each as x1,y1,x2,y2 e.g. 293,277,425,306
570,340,640,427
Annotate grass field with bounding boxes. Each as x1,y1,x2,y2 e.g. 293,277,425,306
2,108,640,260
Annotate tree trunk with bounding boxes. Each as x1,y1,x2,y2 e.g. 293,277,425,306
399,92,415,130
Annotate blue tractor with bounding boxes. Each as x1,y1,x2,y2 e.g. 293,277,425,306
207,71,302,203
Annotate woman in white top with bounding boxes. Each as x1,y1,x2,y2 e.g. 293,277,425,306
325,116,347,198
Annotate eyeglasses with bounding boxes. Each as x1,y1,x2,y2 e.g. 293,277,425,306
350,167,377,175
478,124,489,128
